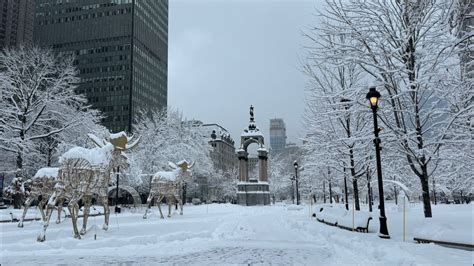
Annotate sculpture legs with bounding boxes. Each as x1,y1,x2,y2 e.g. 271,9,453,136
18,197,34,228
143,192,155,219
177,197,184,215
37,193,58,242
101,195,110,230
68,199,81,239
56,197,64,224
80,195,92,235
156,195,165,219
37,197,48,222
168,200,172,218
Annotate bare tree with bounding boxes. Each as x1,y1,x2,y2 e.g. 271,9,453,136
0,47,97,175
131,108,214,190
302,33,371,210
315,0,473,217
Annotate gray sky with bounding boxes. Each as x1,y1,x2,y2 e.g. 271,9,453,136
168,0,320,145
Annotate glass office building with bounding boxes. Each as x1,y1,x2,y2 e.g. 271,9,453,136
0,0,35,48
269,118,286,154
34,0,168,132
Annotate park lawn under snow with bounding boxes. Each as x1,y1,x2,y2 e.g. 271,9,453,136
0,203,472,265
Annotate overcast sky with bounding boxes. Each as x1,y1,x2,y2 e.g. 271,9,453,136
168,0,321,145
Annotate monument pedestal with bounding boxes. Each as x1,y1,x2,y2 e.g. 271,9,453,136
237,180,270,206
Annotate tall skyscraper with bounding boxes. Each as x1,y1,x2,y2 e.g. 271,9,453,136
0,0,35,48
269,118,286,153
34,0,168,132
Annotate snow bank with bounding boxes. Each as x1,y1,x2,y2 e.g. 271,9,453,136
413,216,473,246
320,207,348,225
33,167,59,179
60,144,114,166
338,210,372,229
287,205,304,211
316,206,372,229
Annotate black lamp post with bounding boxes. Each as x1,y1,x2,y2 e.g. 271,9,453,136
290,176,295,204
343,164,349,210
115,166,121,214
366,87,389,239
293,161,300,205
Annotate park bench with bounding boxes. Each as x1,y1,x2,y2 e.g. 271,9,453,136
414,238,474,251
337,211,372,233
314,206,372,233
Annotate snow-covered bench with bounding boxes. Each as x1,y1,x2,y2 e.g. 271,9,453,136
337,211,372,233
413,216,474,250
315,206,372,233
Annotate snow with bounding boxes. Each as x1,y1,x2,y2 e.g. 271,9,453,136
33,168,59,179
153,170,178,181
241,129,264,137
413,211,473,246
316,205,373,229
59,144,114,166
109,131,127,140
0,203,471,265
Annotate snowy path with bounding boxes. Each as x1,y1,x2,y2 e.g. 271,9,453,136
0,204,472,265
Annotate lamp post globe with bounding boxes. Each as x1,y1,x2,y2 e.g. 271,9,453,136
366,87,381,109
366,86,390,239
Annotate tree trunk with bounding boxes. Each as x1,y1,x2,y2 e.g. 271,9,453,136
323,181,326,203
352,179,360,211
16,152,23,170
420,164,432,217
349,149,360,210
329,181,333,204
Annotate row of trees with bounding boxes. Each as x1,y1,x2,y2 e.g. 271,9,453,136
302,0,473,217
1,46,237,205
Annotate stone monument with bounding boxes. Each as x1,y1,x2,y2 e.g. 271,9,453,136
237,105,270,206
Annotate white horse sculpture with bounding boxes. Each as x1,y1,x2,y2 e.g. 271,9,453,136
37,132,139,241
143,160,194,219
18,167,64,228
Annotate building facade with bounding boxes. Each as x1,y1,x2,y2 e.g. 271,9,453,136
269,118,287,154
0,0,35,48
203,123,237,171
34,0,168,132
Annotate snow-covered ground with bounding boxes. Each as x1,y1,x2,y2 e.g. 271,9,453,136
0,203,472,265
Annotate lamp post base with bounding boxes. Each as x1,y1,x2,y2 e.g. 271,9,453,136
378,216,390,239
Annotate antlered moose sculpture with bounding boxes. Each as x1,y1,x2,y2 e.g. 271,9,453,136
18,167,64,228
143,160,194,219
37,132,139,241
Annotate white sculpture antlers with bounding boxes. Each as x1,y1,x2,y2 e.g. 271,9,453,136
37,132,140,241
143,160,194,219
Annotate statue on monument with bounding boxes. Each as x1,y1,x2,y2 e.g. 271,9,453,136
250,105,254,122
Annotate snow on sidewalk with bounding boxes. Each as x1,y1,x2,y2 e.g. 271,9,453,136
0,203,472,265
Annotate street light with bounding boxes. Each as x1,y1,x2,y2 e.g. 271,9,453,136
115,167,121,214
293,160,300,205
290,176,295,204
366,87,389,239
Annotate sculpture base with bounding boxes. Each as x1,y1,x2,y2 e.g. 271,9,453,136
237,182,270,206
